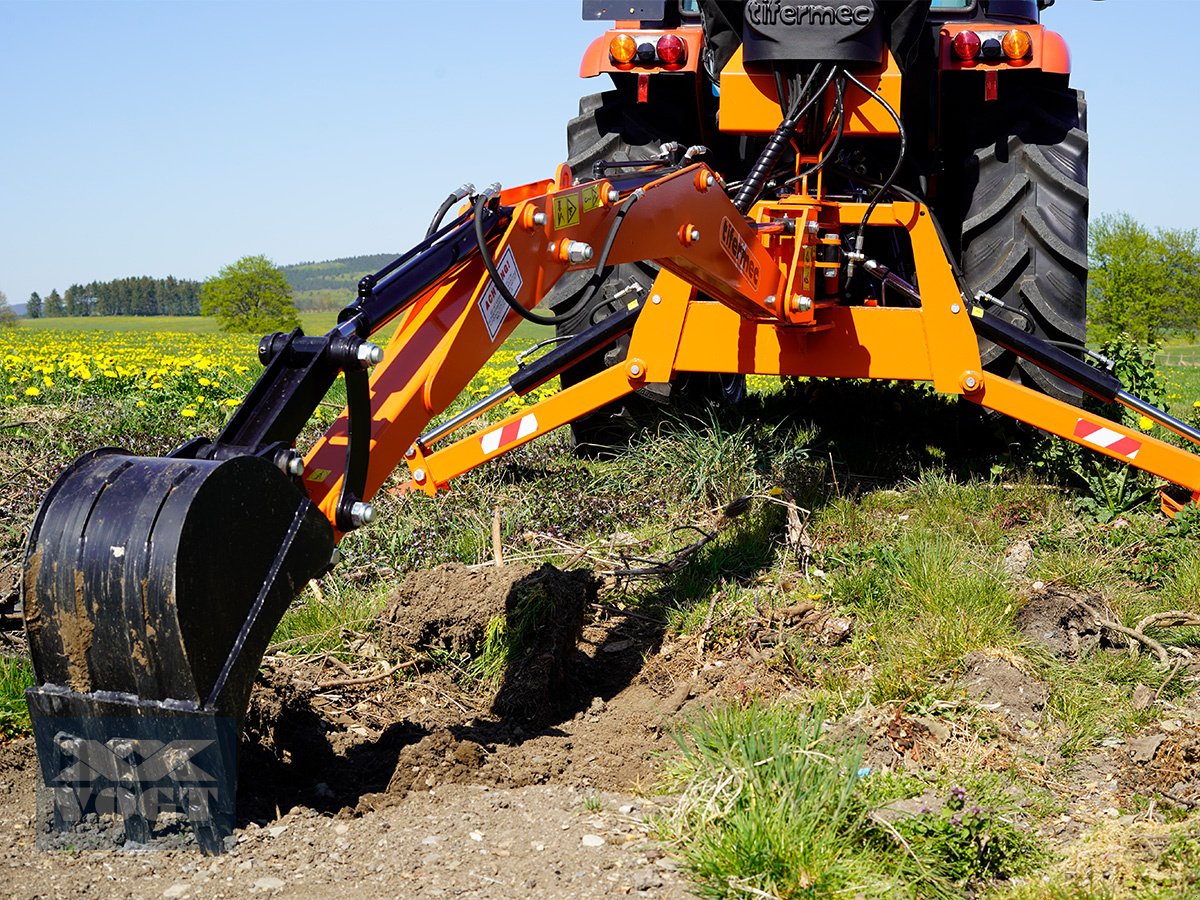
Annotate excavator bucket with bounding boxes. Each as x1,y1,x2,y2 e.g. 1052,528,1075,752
24,448,334,853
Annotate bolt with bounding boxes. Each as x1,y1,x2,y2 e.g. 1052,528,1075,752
607,188,620,203
405,445,417,459
690,227,700,242
532,211,547,226
349,501,375,528
565,241,593,264
951,303,962,314
628,363,642,377
412,468,426,484
824,269,838,279
286,456,305,477
652,294,662,305
764,294,777,308
964,376,978,390
356,342,384,366
705,173,715,187
793,295,813,312
806,220,820,235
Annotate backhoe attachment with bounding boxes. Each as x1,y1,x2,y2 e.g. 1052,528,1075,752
23,161,1200,853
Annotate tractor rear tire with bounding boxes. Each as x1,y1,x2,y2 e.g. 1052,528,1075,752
956,85,1089,402
547,88,744,456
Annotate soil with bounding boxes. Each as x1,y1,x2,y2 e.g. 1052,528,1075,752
0,562,715,898
4,559,1200,897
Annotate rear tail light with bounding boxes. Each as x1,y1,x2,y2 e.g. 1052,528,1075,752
952,30,981,61
656,34,686,66
609,33,637,65
1002,28,1032,60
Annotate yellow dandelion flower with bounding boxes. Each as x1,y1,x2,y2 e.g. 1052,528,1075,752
180,408,197,418
1138,416,1154,432
24,386,40,397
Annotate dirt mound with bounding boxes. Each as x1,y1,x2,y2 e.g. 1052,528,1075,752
1017,586,1109,657
378,562,537,656
492,565,596,722
960,651,1048,729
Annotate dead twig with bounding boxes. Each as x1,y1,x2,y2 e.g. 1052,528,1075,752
1076,602,1171,666
315,658,420,691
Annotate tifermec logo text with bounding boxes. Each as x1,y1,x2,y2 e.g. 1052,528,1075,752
746,1,874,28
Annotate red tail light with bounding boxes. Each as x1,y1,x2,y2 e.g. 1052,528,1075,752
656,34,686,66
952,30,981,61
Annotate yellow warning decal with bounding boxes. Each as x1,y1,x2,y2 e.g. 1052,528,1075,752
307,468,332,483
581,183,601,213
554,192,581,229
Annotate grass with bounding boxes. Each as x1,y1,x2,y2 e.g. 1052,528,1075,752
0,656,34,739
657,702,1038,898
12,318,1200,892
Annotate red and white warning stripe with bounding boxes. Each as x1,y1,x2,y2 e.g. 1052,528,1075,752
1073,419,1142,460
480,413,538,455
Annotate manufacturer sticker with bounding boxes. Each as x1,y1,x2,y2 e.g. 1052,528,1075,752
554,192,581,229
1073,419,1142,461
478,246,524,342
581,183,601,213
720,217,761,290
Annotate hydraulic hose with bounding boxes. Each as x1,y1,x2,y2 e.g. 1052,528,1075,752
426,183,476,238
844,70,906,279
472,188,642,327
733,66,834,213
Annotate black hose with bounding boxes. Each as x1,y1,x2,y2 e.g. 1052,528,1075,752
732,66,834,213
844,71,907,277
784,71,846,188
426,184,475,239
472,189,642,327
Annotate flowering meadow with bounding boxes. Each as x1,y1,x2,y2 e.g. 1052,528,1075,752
0,325,558,432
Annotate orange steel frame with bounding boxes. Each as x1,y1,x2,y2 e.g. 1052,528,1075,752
299,162,1200,534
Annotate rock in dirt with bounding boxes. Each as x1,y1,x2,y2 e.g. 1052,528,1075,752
1003,540,1034,576
960,651,1048,728
1128,732,1166,765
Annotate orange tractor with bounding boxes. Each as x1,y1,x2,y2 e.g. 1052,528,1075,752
23,0,1199,852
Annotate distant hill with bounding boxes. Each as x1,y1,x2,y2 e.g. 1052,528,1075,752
280,254,397,312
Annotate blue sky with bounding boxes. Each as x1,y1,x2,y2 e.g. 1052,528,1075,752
0,1,1193,307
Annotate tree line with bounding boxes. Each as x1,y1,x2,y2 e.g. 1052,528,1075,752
26,276,202,318
1089,212,1200,345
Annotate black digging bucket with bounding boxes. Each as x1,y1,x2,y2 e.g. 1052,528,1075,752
23,449,334,853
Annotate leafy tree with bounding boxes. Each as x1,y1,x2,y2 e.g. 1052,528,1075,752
0,291,15,327
44,289,64,318
26,291,42,319
1088,212,1200,344
201,255,300,333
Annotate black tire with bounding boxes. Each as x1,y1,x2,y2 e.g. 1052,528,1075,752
954,84,1089,401
548,86,744,454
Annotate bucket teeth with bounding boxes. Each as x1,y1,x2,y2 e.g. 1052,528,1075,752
24,450,335,852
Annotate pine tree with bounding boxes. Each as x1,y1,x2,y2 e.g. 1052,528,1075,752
26,291,42,318
45,289,65,317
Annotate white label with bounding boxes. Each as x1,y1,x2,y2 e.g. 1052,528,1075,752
478,247,524,342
